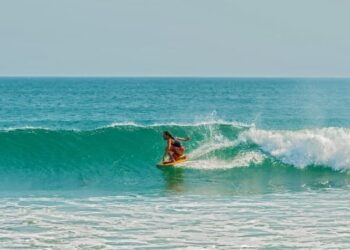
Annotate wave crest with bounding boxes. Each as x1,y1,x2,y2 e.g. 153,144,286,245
241,127,350,170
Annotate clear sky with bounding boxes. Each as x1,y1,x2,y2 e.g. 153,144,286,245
0,0,349,77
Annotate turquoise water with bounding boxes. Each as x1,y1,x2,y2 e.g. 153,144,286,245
1,77,350,248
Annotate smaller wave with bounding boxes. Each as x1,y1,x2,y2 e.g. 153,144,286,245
0,126,55,132
104,120,254,129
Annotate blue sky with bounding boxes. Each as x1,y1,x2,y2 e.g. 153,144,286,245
0,0,349,76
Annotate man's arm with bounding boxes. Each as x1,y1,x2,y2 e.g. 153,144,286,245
163,140,172,161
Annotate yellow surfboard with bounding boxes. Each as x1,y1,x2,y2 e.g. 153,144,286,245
156,156,188,167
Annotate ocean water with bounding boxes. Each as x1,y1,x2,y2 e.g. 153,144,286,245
1,77,350,248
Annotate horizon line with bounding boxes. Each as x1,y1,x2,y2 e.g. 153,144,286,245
0,75,350,79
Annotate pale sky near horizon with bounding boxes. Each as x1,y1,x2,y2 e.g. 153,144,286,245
0,0,349,77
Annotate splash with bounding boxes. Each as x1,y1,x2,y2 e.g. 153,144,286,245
183,152,265,170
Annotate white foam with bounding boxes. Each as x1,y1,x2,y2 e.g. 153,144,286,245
240,127,350,170
103,122,141,128
183,151,265,170
0,126,59,132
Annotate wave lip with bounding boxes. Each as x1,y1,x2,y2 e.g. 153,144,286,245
104,120,255,129
0,119,254,132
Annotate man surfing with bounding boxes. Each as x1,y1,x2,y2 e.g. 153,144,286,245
162,131,191,164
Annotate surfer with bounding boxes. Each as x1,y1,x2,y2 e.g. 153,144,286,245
162,131,190,163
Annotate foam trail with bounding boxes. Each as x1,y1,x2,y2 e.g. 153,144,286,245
240,127,350,170
183,152,265,170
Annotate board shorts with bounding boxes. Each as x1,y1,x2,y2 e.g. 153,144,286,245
170,146,185,160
